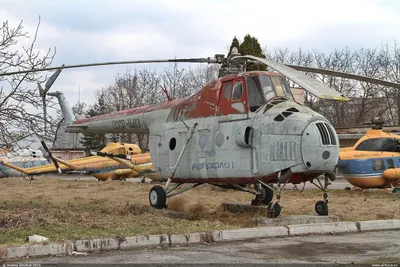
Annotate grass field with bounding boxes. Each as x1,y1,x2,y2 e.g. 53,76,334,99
0,177,399,245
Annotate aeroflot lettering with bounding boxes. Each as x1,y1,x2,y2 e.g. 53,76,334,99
112,118,141,129
192,161,235,171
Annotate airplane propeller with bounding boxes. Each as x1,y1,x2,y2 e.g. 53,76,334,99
40,140,62,174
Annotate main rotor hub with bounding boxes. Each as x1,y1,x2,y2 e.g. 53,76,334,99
218,47,244,77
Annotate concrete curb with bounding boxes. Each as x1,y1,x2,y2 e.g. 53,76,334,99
1,219,399,260
287,222,358,236
216,226,289,241
2,242,74,259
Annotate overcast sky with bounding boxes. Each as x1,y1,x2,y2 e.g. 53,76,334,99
1,0,400,109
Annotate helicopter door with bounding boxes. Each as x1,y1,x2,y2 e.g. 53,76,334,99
218,79,248,115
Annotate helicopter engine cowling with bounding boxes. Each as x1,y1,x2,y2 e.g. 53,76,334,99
299,121,339,172
249,99,340,182
235,126,254,148
382,168,400,180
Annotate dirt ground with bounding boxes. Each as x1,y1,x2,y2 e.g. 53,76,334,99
0,176,399,245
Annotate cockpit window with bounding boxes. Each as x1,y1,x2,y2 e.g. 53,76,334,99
280,77,294,100
259,75,277,102
232,81,243,101
269,76,294,101
355,138,400,152
223,83,232,100
246,76,266,112
270,76,285,97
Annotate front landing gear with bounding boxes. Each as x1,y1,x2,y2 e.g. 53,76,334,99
311,173,332,216
252,183,274,206
267,201,281,218
149,185,166,209
315,200,328,216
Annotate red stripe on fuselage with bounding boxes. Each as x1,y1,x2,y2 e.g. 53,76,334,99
71,99,185,125
71,71,287,126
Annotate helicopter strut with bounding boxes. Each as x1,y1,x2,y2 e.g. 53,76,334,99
310,174,332,216
149,123,198,209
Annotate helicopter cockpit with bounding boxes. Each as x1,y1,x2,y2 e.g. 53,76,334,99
355,137,400,153
218,72,294,115
247,73,294,112
99,142,142,156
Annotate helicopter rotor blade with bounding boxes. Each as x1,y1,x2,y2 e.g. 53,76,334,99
287,65,400,90
44,66,64,91
90,150,131,160
40,140,62,174
232,55,351,101
0,57,221,77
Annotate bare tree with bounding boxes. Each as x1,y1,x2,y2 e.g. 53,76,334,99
378,42,400,125
161,63,187,99
91,68,162,151
184,64,219,94
264,45,397,127
0,18,56,149
87,64,219,151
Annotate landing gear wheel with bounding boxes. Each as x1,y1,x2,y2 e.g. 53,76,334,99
267,202,281,218
315,200,328,216
260,184,274,205
392,187,400,194
149,185,166,209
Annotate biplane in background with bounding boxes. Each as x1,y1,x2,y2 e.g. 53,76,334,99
3,48,400,217
337,119,400,193
0,141,158,181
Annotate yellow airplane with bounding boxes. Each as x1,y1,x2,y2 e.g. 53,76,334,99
0,142,159,181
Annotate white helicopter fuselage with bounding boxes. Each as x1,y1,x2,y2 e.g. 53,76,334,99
68,97,339,184
151,100,338,183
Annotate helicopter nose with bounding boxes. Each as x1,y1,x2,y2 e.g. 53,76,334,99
300,121,339,172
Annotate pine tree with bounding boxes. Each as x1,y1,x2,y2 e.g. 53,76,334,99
239,34,267,71
228,36,240,57
219,36,241,77
80,93,109,151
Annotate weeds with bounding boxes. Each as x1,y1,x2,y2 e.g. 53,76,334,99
0,176,399,245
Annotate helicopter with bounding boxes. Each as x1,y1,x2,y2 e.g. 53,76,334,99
3,48,400,217
337,118,400,193
0,148,48,178
0,141,158,181
0,88,158,181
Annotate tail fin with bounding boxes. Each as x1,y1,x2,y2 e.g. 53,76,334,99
47,91,76,124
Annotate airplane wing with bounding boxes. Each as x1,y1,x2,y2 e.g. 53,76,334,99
233,55,351,101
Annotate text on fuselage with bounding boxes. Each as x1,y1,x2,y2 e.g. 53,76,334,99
112,118,141,129
192,161,235,171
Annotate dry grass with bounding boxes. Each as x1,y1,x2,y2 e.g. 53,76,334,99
0,177,399,245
